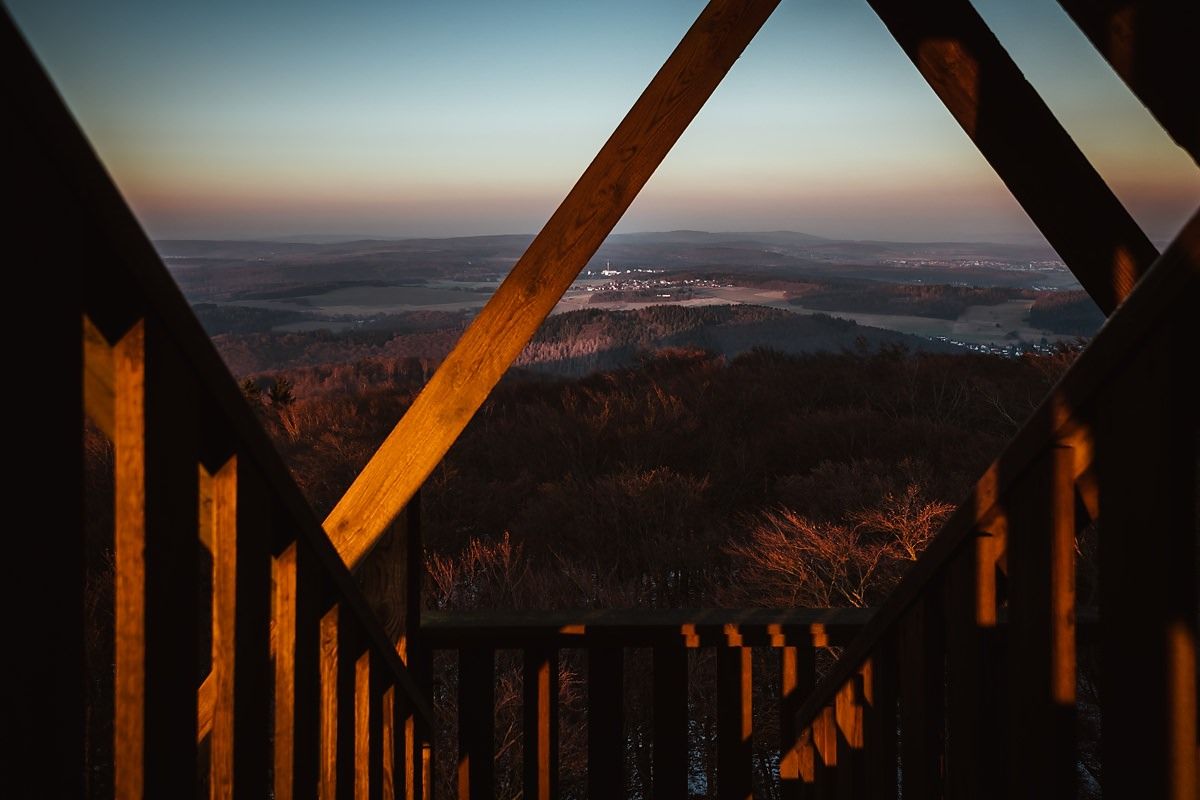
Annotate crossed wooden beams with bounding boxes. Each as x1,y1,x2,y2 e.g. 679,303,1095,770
325,0,1196,569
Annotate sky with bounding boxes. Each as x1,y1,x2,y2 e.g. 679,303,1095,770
8,0,1198,243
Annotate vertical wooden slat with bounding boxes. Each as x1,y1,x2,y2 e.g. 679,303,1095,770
653,646,688,800
356,650,372,800
945,532,1006,800
274,543,299,800
864,640,898,800
1007,445,1076,799
142,319,201,796
113,321,147,797
206,459,238,799
458,647,495,799
718,646,753,800
320,604,341,799
588,646,624,797
523,648,559,800
382,686,399,800
811,705,838,800
1098,325,1198,800
898,595,945,800
835,672,866,800
779,644,815,800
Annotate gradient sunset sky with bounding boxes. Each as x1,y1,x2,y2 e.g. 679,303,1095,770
9,0,1198,243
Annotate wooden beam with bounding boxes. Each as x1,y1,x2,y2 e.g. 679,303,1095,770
867,0,1159,314
83,315,115,438
420,607,872,649
1056,0,1200,166
324,0,781,567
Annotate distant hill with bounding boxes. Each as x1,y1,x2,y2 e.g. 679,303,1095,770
211,303,956,382
517,305,957,376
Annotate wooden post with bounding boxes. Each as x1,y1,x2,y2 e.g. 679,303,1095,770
1097,324,1198,799
653,646,689,800
945,531,1006,800
898,595,945,799
588,647,625,797
1007,445,1076,799
458,647,495,799
113,319,201,796
780,644,816,800
863,640,899,800
320,604,341,799
834,672,866,800
523,648,559,800
718,646,753,800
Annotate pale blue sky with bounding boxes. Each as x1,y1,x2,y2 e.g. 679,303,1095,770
8,0,1197,242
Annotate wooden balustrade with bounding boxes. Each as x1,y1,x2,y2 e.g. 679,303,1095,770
790,213,1200,799
421,608,871,799
77,271,436,799
8,16,436,796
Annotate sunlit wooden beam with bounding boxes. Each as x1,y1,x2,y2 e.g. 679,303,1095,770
1056,0,1199,166
868,0,1159,314
324,0,780,567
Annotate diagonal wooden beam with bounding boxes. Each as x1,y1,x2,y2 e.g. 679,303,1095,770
867,0,1159,314
324,0,780,567
1055,0,1199,167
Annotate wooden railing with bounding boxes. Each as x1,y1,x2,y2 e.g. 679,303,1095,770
420,608,871,799
788,213,1200,799
7,17,435,798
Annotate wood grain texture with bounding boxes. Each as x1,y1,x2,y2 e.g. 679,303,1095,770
778,645,815,800
206,458,239,800
83,315,115,438
355,651,372,800
1056,0,1199,165
324,0,782,567
522,648,559,800
320,606,340,800
274,543,299,800
113,320,146,798
867,0,1158,313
